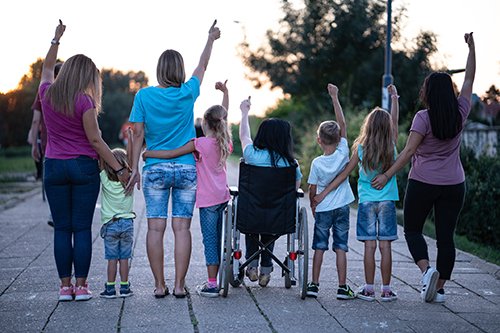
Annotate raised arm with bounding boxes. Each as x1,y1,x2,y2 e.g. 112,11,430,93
41,20,65,85
459,32,476,103
371,131,424,190
239,97,252,151
192,20,221,84
327,84,347,138
313,153,358,205
215,80,229,118
388,84,399,142
143,141,196,160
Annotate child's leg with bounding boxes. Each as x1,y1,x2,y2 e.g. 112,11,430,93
119,259,129,282
199,203,227,284
364,240,377,285
379,240,392,286
312,250,325,284
334,249,347,285
107,260,118,283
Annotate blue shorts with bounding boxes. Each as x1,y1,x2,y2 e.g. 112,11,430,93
312,205,350,252
142,163,197,219
357,201,398,241
101,218,134,260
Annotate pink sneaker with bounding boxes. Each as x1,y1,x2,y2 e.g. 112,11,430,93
74,284,92,301
59,285,74,301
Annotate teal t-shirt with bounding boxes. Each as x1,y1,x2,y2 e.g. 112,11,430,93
243,144,302,181
100,171,135,224
357,144,399,203
129,76,200,168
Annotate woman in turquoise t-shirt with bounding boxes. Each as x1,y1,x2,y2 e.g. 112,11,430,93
127,21,221,298
239,98,302,287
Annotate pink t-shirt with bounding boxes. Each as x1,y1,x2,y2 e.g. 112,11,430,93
39,82,98,159
193,137,231,208
408,96,471,185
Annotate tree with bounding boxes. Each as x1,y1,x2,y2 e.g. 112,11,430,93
240,0,437,124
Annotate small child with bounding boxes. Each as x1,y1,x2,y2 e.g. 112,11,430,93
143,81,232,297
99,139,135,299
314,84,400,302
306,84,356,299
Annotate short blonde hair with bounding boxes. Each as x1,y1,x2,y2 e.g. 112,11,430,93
156,49,185,88
317,120,340,146
103,148,129,182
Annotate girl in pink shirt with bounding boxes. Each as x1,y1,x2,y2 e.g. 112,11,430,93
143,81,232,297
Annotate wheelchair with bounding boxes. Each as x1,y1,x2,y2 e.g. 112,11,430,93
218,161,309,299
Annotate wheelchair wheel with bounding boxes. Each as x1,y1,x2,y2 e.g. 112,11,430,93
229,260,243,287
298,207,309,299
220,202,233,297
284,257,292,289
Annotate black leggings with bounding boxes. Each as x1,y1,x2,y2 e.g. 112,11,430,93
403,179,465,280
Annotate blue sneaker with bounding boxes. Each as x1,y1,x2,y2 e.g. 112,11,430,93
196,282,219,298
99,283,116,299
120,282,133,298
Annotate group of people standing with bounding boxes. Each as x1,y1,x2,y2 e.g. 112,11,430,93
35,18,475,304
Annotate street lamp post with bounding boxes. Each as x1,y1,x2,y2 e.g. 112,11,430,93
382,0,393,110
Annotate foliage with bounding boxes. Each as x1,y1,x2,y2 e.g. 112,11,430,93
0,59,148,148
457,147,500,248
230,115,264,157
240,0,437,126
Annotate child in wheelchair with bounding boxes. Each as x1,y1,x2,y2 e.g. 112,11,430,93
239,97,303,287
306,84,356,299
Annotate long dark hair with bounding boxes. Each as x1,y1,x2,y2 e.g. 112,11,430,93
253,118,297,167
420,72,461,140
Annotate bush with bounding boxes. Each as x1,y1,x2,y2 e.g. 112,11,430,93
457,147,500,247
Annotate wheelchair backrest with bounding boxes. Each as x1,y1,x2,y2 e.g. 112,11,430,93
236,162,297,235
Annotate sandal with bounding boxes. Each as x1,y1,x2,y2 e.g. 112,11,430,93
154,287,169,298
172,287,187,299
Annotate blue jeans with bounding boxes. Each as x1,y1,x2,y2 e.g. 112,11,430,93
142,163,197,219
44,157,100,279
101,218,134,260
199,202,227,266
312,205,350,252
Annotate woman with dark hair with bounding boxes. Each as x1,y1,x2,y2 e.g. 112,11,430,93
239,98,302,287
372,33,476,303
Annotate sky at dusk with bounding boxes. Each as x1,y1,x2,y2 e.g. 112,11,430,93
2,0,499,123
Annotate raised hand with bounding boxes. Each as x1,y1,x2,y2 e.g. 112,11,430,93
327,83,338,98
464,32,474,48
208,19,221,41
388,84,398,97
215,80,228,93
54,19,66,42
240,97,251,114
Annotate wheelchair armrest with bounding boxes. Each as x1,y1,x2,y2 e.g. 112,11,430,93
229,186,239,196
296,188,304,198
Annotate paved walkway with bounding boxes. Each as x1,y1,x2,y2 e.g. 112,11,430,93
0,164,499,333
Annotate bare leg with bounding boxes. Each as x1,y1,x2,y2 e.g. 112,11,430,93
335,249,347,285
379,241,392,285
75,277,87,287
119,259,129,282
416,259,430,274
172,217,192,294
147,218,167,293
107,259,118,283
364,241,377,285
207,265,219,280
437,279,446,290
311,250,325,284
61,277,72,287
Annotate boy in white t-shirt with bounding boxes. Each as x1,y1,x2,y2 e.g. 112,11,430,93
306,84,355,299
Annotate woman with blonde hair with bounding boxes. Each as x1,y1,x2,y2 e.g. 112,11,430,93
127,20,221,298
40,21,129,301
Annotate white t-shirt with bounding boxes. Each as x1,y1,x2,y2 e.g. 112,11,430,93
307,138,355,212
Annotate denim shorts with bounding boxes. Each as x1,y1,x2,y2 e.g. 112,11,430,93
357,201,398,241
142,163,197,219
312,205,350,252
101,218,134,260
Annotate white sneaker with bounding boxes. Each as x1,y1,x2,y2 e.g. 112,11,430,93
433,289,446,303
246,267,258,282
258,273,271,287
421,267,439,302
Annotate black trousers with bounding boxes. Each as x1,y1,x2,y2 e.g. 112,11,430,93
403,179,465,280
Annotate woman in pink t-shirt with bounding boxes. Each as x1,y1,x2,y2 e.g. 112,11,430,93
143,81,232,298
40,21,129,302
372,33,476,304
